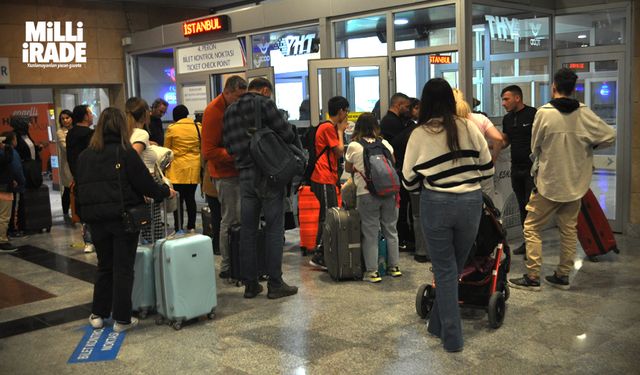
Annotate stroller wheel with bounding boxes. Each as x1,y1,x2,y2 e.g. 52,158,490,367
488,292,506,329
416,284,435,319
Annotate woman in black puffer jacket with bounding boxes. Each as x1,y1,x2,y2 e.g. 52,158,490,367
75,107,175,333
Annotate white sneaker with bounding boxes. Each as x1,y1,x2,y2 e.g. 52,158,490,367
113,317,139,333
84,243,95,253
89,314,104,329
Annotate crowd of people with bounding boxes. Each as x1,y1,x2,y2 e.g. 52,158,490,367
0,68,615,351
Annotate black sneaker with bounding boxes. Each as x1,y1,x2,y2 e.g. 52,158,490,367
513,243,526,255
267,281,298,299
508,274,541,291
414,254,430,263
218,270,231,279
309,253,327,270
0,242,18,253
545,272,570,290
243,281,264,298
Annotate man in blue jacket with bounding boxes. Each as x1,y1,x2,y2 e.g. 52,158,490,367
0,132,26,252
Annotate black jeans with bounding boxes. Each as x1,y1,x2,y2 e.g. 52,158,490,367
239,169,286,286
511,166,535,226
61,186,70,215
173,183,198,230
310,181,339,252
205,195,222,251
397,186,414,244
89,220,139,323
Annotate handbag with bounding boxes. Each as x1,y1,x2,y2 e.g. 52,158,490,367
116,147,151,233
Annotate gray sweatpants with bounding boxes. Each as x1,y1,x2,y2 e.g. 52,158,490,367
356,194,399,272
214,177,241,272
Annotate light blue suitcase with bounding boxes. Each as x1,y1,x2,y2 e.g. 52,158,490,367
132,245,155,318
154,233,217,330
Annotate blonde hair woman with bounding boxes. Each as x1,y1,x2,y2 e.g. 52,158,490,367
126,97,162,242
452,89,505,161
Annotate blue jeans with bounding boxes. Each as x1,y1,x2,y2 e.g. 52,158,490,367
421,188,482,351
239,169,286,286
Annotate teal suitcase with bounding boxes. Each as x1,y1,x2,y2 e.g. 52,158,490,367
378,233,387,276
154,233,217,330
132,245,155,318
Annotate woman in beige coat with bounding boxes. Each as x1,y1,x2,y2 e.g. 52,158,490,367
56,110,74,223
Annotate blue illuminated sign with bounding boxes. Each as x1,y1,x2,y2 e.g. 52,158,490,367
599,83,610,97
163,85,177,105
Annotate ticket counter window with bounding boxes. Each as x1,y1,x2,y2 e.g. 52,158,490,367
555,10,626,49
251,26,320,123
335,15,387,59
393,5,456,50
134,49,176,122
471,4,551,117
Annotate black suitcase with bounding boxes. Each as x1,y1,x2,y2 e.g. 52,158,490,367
323,207,363,281
228,224,267,282
18,185,52,233
201,206,220,254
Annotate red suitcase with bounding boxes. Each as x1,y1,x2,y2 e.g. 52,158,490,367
577,189,619,262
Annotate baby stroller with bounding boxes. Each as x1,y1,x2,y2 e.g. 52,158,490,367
415,194,511,329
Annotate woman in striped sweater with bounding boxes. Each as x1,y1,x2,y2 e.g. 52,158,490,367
402,78,494,352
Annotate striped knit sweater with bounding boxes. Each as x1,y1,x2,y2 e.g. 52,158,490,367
402,117,494,193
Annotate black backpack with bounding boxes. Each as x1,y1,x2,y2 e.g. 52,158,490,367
249,96,307,188
301,121,332,183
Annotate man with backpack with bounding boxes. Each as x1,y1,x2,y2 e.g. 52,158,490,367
223,78,299,300
306,96,350,270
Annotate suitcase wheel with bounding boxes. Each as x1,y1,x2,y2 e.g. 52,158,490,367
207,312,216,320
588,255,599,263
138,310,148,319
172,321,183,330
613,247,620,254
45,227,51,233
155,317,165,326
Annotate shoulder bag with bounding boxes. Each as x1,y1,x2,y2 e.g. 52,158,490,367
116,147,151,233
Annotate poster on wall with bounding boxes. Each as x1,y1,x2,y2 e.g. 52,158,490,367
0,103,57,178
181,84,208,115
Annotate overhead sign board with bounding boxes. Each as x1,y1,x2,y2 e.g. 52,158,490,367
429,55,452,64
176,39,246,75
183,15,230,37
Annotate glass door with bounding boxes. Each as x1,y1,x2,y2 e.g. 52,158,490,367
308,57,388,182
308,57,389,126
556,54,625,231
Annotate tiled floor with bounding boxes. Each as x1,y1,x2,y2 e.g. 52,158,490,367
0,186,638,374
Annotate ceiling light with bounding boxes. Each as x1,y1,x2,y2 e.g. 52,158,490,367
577,34,587,39
394,18,409,26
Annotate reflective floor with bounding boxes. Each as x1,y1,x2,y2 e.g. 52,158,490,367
0,186,638,374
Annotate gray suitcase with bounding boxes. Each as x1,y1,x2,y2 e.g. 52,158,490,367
323,207,363,281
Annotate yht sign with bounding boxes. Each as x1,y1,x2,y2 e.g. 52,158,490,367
23,21,86,69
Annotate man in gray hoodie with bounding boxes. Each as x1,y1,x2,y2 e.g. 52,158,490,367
509,68,616,291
